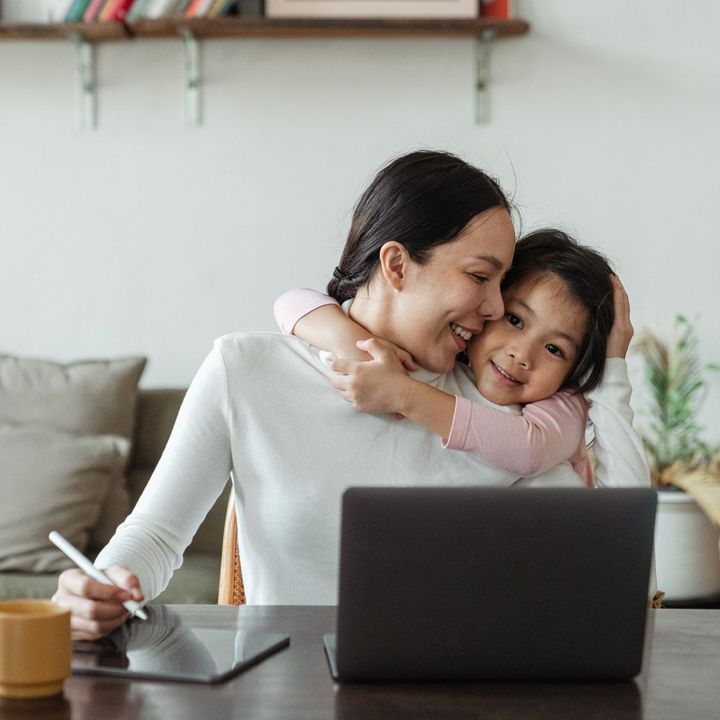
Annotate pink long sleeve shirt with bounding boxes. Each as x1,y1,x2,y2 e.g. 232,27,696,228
273,289,593,486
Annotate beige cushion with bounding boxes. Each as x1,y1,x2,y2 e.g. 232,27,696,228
0,353,146,547
0,425,130,572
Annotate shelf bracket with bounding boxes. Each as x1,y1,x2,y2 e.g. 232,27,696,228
474,28,496,124
182,29,202,127
71,33,96,131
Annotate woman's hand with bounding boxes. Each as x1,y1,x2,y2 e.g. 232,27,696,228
606,274,634,358
328,337,417,415
52,565,144,640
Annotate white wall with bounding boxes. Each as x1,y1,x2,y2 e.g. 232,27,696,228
1,0,719,442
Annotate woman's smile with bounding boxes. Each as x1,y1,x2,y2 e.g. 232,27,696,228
450,322,481,351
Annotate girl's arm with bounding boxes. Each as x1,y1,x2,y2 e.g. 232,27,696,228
329,338,587,478
273,288,416,366
273,288,373,361
446,392,587,477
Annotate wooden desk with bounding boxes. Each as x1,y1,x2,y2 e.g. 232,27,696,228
1,606,718,719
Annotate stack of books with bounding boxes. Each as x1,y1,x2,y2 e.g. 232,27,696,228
62,0,243,22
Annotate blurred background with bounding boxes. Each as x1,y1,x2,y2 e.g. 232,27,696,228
1,0,718,440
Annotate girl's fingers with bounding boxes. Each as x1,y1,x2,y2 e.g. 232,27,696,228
330,375,349,391
328,357,356,375
395,349,419,371
356,338,393,363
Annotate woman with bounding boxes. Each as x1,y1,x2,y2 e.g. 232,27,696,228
53,151,646,639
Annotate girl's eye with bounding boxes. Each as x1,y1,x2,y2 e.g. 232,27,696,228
507,313,522,327
546,344,565,358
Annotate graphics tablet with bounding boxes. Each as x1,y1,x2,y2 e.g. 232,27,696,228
72,618,289,684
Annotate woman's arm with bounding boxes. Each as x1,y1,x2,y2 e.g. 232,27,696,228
586,358,650,487
330,338,587,477
53,341,233,639
586,275,650,488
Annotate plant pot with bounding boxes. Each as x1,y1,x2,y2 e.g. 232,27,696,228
654,489,720,601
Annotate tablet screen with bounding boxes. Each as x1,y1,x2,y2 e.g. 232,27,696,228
72,621,289,684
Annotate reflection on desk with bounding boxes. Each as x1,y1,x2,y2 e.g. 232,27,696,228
334,680,642,720
72,605,289,683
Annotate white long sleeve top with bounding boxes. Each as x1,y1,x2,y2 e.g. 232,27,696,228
95,334,649,605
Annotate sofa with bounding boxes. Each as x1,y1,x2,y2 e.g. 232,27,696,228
0,388,231,604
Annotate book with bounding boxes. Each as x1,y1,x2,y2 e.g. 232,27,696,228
126,0,151,19
174,0,192,14
207,0,235,17
185,0,214,16
65,0,92,21
207,0,226,15
481,0,510,18
99,0,119,19
105,0,135,20
145,0,178,16
184,0,204,15
83,0,108,20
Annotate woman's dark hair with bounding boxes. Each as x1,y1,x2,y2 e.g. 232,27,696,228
502,229,615,395
328,150,511,303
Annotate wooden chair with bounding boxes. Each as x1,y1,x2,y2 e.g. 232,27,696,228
218,492,246,605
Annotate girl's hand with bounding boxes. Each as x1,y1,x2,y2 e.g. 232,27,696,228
328,337,416,414
606,274,634,358
52,565,144,640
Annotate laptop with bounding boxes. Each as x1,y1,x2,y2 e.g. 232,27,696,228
323,486,657,682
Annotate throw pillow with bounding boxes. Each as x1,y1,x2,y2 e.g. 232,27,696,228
0,425,130,573
0,353,146,548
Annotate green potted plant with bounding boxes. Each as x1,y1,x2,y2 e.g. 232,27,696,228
637,315,720,602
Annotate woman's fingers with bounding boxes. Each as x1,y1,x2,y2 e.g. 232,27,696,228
55,568,130,603
105,565,144,602
52,566,144,640
69,614,129,641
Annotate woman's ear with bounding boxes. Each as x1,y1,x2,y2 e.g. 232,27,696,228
378,241,409,291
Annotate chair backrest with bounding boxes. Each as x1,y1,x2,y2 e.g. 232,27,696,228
218,492,246,605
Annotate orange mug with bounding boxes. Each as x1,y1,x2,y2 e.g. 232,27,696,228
0,600,71,698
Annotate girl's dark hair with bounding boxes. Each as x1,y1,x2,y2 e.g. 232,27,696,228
502,229,615,395
328,150,511,303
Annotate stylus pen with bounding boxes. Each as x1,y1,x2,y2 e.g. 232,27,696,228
48,531,148,621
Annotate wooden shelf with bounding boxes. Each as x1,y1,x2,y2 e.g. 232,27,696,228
0,17,529,42
0,22,128,41
0,15,528,129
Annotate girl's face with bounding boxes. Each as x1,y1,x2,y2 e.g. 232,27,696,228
389,209,515,374
468,274,589,405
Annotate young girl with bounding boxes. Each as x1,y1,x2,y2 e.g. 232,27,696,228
275,229,645,487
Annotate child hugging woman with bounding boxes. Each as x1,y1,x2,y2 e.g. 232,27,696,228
274,229,647,488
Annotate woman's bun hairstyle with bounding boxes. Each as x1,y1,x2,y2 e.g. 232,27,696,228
328,150,511,304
